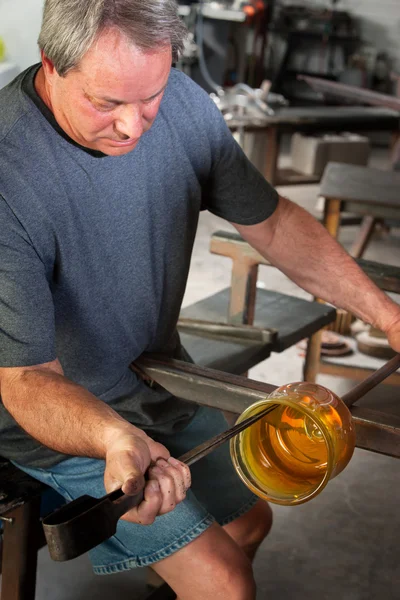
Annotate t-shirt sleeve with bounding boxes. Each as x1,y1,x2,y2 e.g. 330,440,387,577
201,95,279,225
0,195,56,367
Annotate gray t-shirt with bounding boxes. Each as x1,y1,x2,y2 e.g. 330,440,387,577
0,64,278,468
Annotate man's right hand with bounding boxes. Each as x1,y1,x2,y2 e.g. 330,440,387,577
104,429,191,524
0,360,191,524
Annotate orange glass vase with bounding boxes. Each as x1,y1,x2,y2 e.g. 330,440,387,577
230,382,356,505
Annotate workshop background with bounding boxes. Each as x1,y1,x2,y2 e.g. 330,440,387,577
0,1,399,599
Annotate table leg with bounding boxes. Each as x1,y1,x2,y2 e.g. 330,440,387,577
265,126,280,186
303,329,323,383
323,197,342,238
350,216,378,258
228,261,259,326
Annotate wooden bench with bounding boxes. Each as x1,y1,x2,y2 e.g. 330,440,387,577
180,230,336,374
305,162,400,384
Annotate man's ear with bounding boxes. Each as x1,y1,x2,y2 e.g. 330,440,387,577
41,50,56,77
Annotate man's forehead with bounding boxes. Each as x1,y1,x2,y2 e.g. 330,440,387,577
76,34,172,100
87,81,169,104
82,72,170,101
82,28,172,71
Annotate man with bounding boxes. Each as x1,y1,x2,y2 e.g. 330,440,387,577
0,1,399,598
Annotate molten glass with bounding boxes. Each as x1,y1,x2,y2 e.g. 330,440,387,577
230,382,356,505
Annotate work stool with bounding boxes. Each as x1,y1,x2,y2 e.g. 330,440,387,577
304,161,400,384
0,459,49,600
179,230,336,377
0,457,175,600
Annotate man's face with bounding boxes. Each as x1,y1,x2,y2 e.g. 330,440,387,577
41,29,172,156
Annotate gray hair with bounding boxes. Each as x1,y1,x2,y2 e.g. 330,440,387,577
38,0,187,76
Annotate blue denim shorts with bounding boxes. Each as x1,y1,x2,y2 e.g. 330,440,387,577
16,406,257,574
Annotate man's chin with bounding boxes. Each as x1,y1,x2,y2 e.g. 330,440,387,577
96,139,140,156
85,138,140,156
101,145,138,156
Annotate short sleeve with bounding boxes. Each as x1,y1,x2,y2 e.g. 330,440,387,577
202,97,279,225
0,195,56,367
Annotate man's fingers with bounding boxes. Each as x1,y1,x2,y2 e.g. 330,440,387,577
133,480,163,525
105,447,147,495
168,457,191,494
148,440,171,462
121,472,145,496
149,463,177,514
148,457,191,513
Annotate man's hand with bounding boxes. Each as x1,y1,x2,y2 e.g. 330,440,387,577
0,361,191,524
104,430,191,525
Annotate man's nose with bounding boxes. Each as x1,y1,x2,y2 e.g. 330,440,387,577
114,104,144,140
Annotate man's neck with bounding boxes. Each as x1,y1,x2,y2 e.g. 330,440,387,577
34,66,54,114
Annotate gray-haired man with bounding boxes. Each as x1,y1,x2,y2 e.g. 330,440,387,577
0,1,399,598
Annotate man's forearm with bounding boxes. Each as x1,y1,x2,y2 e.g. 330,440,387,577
0,365,137,458
236,197,400,334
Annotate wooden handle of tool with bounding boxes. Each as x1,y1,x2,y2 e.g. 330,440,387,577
342,353,400,408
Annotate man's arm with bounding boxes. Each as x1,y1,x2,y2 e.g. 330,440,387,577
232,196,400,350
0,360,191,523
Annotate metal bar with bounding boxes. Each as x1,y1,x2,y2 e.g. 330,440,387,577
179,403,278,466
177,318,276,344
136,357,277,414
351,407,400,458
342,354,400,408
299,75,400,112
136,357,400,458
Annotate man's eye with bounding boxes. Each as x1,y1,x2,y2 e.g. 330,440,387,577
97,104,114,111
93,101,115,112
143,96,158,105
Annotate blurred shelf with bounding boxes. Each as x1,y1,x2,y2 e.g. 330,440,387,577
178,4,246,22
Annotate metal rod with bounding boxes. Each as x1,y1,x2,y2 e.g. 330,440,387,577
179,403,278,466
136,356,400,457
342,353,400,408
299,75,400,111
177,318,276,344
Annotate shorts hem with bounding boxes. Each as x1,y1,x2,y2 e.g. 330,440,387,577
93,514,214,574
219,494,259,527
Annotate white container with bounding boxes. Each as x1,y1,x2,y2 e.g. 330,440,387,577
291,132,370,177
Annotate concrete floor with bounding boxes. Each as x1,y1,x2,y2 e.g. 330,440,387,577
5,145,400,599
